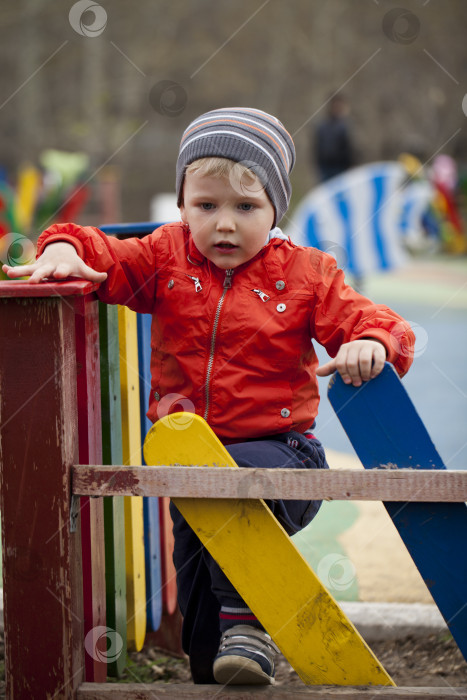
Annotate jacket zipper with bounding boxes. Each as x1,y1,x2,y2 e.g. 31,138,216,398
252,288,270,302
186,274,202,292
204,268,233,421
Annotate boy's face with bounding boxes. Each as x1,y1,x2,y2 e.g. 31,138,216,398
179,169,275,269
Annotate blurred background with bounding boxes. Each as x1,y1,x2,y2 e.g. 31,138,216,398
0,0,466,602
0,0,466,224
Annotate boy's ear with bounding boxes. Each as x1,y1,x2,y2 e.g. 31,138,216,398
179,203,188,224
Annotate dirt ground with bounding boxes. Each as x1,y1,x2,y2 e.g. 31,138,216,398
116,632,467,688
0,630,466,693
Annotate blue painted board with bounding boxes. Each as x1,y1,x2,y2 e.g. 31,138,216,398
137,312,163,632
328,363,467,661
100,222,163,236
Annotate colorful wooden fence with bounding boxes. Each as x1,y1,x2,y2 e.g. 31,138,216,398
99,223,180,651
0,252,466,697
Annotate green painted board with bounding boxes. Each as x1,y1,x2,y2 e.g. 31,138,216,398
99,302,127,677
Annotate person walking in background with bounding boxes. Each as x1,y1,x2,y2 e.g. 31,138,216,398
313,93,354,182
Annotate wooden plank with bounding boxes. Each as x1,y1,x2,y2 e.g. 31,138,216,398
328,363,467,662
118,305,147,652
136,312,163,631
0,278,99,297
99,302,127,677
0,293,84,698
75,294,107,682
72,465,467,501
133,315,184,656
143,414,394,686
78,683,467,698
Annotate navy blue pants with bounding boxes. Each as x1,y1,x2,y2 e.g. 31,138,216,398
169,430,328,683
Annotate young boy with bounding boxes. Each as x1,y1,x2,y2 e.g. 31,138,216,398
4,107,415,686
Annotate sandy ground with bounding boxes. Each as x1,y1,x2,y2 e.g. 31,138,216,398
324,449,434,604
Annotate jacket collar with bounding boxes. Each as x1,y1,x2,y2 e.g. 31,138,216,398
186,226,205,266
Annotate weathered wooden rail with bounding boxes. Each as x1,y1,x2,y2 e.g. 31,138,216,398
73,464,467,501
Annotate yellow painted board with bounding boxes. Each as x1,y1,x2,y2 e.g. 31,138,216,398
118,305,146,652
14,164,41,232
143,413,394,687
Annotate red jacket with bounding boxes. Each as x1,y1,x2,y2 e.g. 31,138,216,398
37,222,415,440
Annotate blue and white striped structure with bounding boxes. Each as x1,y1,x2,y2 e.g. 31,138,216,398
286,162,434,276
398,178,434,248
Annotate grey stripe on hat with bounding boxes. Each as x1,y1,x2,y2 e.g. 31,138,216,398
179,130,290,204
185,112,294,170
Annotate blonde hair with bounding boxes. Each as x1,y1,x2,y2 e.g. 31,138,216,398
185,157,255,181
183,157,268,203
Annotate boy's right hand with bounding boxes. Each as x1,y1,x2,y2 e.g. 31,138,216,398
2,242,107,284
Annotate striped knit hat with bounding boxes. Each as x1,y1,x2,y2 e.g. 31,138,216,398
176,107,296,225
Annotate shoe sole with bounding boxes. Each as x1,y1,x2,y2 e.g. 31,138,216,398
213,655,275,685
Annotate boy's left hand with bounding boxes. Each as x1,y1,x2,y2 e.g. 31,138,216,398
316,339,387,387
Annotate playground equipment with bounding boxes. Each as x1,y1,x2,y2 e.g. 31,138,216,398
286,162,434,276
0,225,466,698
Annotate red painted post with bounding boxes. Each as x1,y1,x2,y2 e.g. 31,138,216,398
75,294,107,682
0,280,98,699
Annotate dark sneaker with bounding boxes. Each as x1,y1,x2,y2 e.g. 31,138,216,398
213,624,279,685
